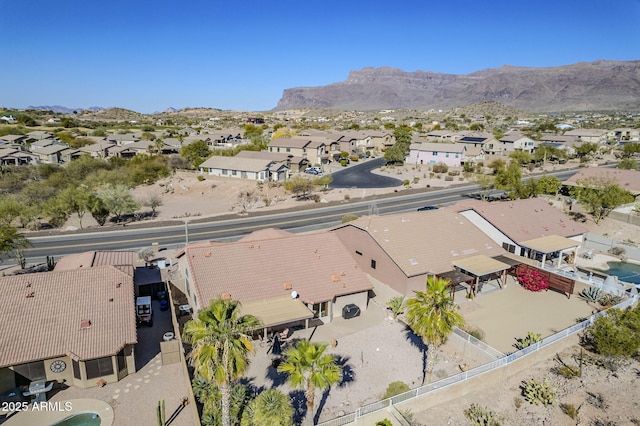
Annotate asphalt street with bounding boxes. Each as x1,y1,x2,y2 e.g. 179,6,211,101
329,158,402,188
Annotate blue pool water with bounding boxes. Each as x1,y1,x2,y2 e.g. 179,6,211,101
605,261,640,284
53,412,101,426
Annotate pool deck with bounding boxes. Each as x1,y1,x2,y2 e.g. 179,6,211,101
4,398,113,426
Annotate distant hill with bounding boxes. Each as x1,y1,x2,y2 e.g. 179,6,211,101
275,60,640,112
27,105,103,114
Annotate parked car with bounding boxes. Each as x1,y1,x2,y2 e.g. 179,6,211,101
342,304,361,319
304,167,322,175
417,206,438,211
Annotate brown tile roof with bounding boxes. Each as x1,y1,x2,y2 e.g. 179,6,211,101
184,231,373,307
448,198,587,242
563,167,640,195
55,250,136,271
238,228,293,242
337,210,506,276
0,266,137,366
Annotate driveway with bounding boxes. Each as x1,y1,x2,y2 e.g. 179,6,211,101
329,158,403,189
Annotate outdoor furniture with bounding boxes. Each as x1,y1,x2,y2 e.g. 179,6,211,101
163,332,175,341
279,328,290,340
178,305,191,316
22,380,53,403
583,250,594,260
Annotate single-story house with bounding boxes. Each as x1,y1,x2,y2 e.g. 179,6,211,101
0,147,39,166
198,155,289,182
29,143,72,164
406,142,466,167
562,167,640,197
0,266,137,394
173,229,373,331
79,140,116,159
563,129,608,144
448,198,587,267
331,210,508,297
235,150,304,173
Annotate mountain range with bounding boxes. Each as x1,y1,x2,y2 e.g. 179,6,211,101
275,60,640,112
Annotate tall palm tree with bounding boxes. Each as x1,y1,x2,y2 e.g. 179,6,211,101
277,340,342,424
182,298,262,426
405,276,464,383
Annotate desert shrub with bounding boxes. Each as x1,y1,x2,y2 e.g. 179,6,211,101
555,364,581,379
383,381,410,399
463,403,502,426
429,172,435,178
311,194,321,202
581,305,640,358
196,175,205,181
463,162,475,173
349,155,359,162
521,378,557,405
403,179,410,187
586,392,609,410
432,162,448,173
340,159,348,167
341,213,358,223
514,332,542,350
344,194,350,200
444,176,454,181
599,293,624,307
375,420,392,426
513,397,522,410
560,403,580,420
580,287,603,303
609,246,626,256
413,176,420,184
447,170,460,176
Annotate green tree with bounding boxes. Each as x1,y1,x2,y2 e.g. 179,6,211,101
475,174,495,201
142,193,163,217
617,158,638,170
533,145,564,163
622,143,640,158
241,389,294,426
570,177,635,224
315,174,333,190
383,143,407,163
181,140,211,167
53,185,93,228
575,142,599,159
0,224,31,261
393,125,413,146
193,376,250,426
405,276,464,383
487,158,506,174
494,161,523,197
182,299,262,426
277,340,342,424
582,305,640,358
509,150,532,166
95,184,140,223
385,296,405,321
0,197,22,226
89,195,110,226
284,176,315,199
535,174,561,196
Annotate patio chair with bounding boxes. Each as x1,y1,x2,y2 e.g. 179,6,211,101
583,250,594,260
279,328,290,340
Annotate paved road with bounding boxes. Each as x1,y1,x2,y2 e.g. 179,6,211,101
329,158,402,188
12,168,582,264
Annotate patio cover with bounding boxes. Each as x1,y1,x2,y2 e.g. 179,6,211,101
241,295,314,328
520,235,580,254
453,255,510,277
437,270,474,285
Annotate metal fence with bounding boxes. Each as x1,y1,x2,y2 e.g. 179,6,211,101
452,327,505,359
583,232,640,261
317,295,638,426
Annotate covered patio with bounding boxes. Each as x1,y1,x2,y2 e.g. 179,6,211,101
452,255,512,296
241,295,315,338
437,270,475,301
519,235,580,268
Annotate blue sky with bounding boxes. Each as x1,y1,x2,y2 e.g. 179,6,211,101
1,0,638,113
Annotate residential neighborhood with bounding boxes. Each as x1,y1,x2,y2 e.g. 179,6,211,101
1,106,640,426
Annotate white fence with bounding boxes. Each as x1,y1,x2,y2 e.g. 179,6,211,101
583,232,640,261
317,295,638,426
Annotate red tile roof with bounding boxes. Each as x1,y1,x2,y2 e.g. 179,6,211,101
0,266,137,366
55,250,136,271
183,231,373,307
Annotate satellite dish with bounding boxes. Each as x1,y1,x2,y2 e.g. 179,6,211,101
291,291,298,299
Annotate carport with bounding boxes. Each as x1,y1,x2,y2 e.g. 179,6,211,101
241,295,315,338
519,235,580,268
453,255,511,296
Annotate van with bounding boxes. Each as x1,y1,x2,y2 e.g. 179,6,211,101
136,296,153,327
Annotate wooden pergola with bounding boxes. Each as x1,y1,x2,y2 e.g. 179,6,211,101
436,270,475,300
452,255,511,296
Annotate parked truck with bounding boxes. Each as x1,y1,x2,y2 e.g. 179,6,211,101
136,296,153,327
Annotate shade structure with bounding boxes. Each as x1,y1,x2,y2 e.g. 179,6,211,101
452,254,511,277
519,235,580,254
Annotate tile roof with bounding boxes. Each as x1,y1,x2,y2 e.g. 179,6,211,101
198,156,273,172
55,250,136,271
337,210,506,276
0,266,137,366
448,198,587,243
409,142,465,153
235,150,292,162
563,167,640,195
183,231,373,307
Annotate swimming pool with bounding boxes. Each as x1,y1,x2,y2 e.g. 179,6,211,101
53,412,101,426
604,261,640,284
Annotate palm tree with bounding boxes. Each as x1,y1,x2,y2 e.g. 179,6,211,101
241,388,294,426
405,276,464,384
277,340,342,424
385,296,405,321
182,298,262,426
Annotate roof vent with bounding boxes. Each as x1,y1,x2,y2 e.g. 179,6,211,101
205,252,212,257
331,274,341,282
283,282,293,290
26,291,35,298
109,298,114,302
26,282,32,288
116,282,122,288
221,293,231,300
80,320,92,330
291,291,298,299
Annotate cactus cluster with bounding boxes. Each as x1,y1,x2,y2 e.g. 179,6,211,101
579,287,603,303
521,378,558,405
463,403,502,426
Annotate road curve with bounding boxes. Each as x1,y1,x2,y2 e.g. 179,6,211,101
329,158,403,188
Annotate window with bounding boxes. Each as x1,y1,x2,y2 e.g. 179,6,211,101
312,301,329,318
355,250,362,256
222,169,228,175
72,360,81,380
502,242,516,253
370,259,377,269
85,356,114,380
455,153,459,158
286,147,291,152
14,361,46,382
445,153,449,158
231,170,237,176
432,151,438,156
